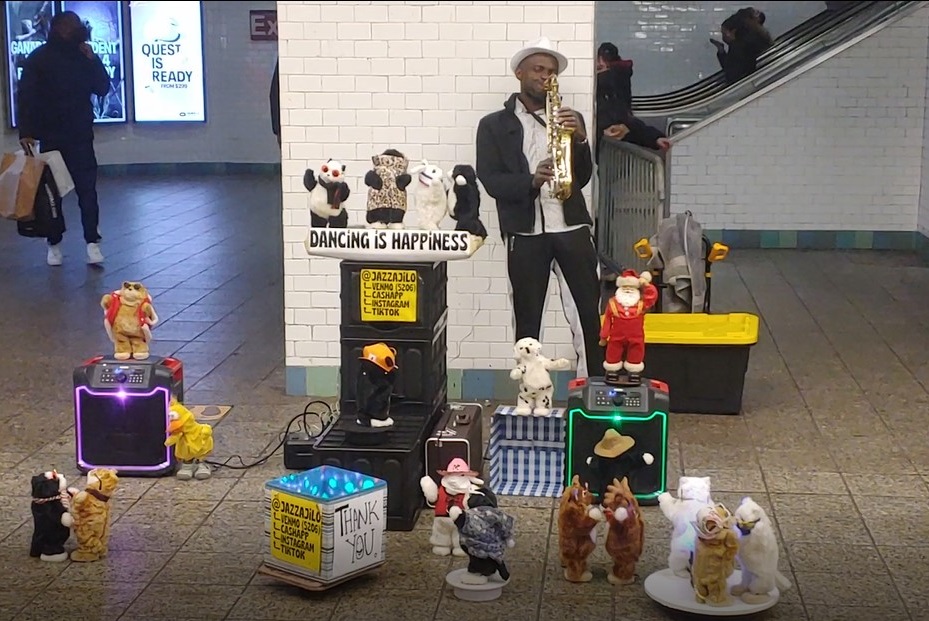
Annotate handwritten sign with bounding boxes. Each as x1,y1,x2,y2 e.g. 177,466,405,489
305,227,479,262
332,493,384,576
360,268,417,323
249,10,277,41
269,491,322,573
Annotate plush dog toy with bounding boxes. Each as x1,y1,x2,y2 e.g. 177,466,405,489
509,337,571,416
364,149,411,230
447,164,488,239
304,159,350,228
408,160,450,230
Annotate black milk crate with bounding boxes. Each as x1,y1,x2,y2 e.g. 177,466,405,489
340,325,448,410
340,260,447,339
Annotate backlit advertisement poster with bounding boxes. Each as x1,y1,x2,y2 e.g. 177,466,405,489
4,1,56,128
61,1,127,124
128,1,206,122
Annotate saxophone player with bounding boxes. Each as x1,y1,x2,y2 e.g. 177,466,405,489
476,37,604,380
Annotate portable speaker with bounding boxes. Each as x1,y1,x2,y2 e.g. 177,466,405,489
73,355,184,477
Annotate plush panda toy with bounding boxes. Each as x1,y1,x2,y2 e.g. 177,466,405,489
303,159,351,228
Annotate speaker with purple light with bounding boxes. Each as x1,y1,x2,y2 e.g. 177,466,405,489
73,355,184,477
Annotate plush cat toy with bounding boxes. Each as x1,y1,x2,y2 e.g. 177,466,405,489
509,337,571,416
603,477,645,585
448,486,515,585
355,343,398,429
304,159,350,228
364,149,412,230
557,474,605,583
101,281,158,361
29,470,73,562
447,164,488,239
731,497,792,603
585,429,654,504
658,476,714,578
68,468,119,562
408,160,450,230
690,504,739,607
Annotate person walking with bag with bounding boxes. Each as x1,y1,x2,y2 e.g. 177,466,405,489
17,11,110,266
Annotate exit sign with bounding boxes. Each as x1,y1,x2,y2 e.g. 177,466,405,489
250,10,277,41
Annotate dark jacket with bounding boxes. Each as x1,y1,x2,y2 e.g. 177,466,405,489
17,36,109,144
717,27,772,85
595,69,666,162
270,60,280,137
476,93,594,238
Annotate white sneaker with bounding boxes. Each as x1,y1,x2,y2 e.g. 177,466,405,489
47,244,63,266
86,242,104,264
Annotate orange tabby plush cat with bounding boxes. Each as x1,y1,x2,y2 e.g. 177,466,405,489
557,475,605,582
68,468,119,562
603,477,645,585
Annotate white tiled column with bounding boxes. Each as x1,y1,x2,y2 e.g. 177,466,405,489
278,1,596,396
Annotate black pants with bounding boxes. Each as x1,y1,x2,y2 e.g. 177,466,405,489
505,227,605,378
42,140,101,246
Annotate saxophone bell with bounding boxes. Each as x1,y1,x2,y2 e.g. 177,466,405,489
543,74,574,202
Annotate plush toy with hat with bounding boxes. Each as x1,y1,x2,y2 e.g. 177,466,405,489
599,269,659,384
585,429,654,505
419,457,483,557
355,342,398,428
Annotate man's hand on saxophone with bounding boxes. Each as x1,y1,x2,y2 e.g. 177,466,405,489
532,158,555,190
554,106,587,143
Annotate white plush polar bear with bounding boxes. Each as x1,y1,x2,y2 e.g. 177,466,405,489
657,476,714,578
509,337,571,416
409,160,451,230
731,497,792,603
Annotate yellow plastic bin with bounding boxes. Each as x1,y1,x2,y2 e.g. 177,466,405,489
642,313,759,415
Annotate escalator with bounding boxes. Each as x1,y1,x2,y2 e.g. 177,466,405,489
627,0,921,123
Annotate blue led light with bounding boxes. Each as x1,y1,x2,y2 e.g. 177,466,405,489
266,465,387,501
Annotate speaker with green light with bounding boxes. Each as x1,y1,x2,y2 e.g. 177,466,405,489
564,376,670,506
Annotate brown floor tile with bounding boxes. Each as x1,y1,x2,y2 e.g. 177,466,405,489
794,571,902,608
763,469,846,494
786,542,883,573
769,494,869,545
123,584,244,620
858,496,928,546
844,473,928,498
539,595,613,620
226,584,341,620
806,606,911,621
334,592,440,621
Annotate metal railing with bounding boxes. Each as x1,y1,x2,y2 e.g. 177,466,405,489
595,137,669,273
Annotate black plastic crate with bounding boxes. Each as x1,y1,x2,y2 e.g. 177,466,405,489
282,401,444,531
340,326,448,410
340,260,447,339
643,344,752,415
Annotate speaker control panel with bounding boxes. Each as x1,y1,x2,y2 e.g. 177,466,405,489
579,378,649,413
90,362,154,388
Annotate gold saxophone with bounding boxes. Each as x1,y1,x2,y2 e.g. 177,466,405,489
544,73,574,201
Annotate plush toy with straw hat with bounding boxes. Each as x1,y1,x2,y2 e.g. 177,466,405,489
585,429,654,504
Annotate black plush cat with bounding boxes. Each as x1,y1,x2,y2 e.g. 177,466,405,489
30,470,72,562
449,486,516,584
447,164,488,239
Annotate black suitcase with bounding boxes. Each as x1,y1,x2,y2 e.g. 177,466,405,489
17,166,65,239
424,402,484,486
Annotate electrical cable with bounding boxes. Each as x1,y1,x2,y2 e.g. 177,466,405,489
203,399,335,471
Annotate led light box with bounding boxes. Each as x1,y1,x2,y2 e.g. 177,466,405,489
564,377,670,505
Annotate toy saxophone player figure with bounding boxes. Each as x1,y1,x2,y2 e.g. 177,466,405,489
420,458,483,557
165,399,214,481
585,429,654,504
68,468,119,562
355,343,398,428
30,470,73,562
364,149,412,230
448,486,516,584
599,269,658,385
101,281,159,361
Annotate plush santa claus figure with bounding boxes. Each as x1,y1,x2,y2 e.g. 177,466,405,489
599,269,659,381
419,457,483,557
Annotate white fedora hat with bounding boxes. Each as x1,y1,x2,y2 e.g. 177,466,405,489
510,36,568,75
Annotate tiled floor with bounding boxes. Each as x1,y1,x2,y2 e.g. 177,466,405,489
1,173,928,620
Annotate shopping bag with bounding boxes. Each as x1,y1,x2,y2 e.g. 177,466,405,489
0,152,45,220
17,166,65,239
36,150,74,197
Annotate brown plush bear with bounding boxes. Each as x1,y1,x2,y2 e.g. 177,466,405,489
101,281,158,361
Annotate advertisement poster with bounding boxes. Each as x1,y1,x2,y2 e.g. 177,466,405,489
128,1,206,122
4,1,56,128
61,0,127,124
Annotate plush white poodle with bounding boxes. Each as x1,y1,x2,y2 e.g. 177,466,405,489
409,160,451,230
657,476,714,578
509,337,571,416
731,497,792,603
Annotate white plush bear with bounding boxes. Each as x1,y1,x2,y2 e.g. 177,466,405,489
657,476,714,578
509,337,571,416
731,497,792,603
408,160,451,230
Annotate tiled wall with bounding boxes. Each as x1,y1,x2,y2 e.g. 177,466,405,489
279,0,596,397
669,6,929,242
920,25,929,245
596,1,823,96
0,1,281,169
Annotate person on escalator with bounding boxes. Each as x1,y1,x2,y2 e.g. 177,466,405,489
711,13,772,85
594,61,670,163
596,42,633,110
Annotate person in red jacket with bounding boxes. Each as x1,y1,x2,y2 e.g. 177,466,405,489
599,269,659,383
